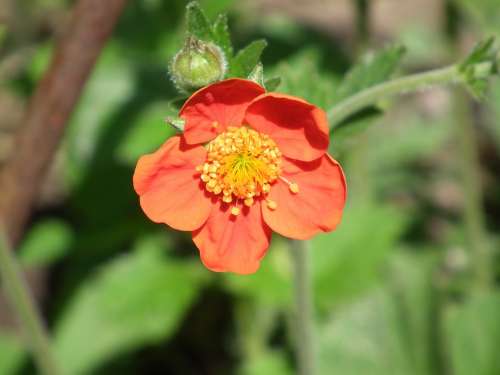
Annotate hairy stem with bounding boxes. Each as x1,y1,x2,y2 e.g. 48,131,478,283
290,240,315,375
327,61,495,127
0,227,61,375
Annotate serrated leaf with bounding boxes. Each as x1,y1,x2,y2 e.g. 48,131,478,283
54,236,207,375
18,219,73,267
334,44,406,103
231,39,267,77
459,36,495,72
247,62,264,86
458,37,497,99
264,77,281,92
186,1,214,41
212,13,233,58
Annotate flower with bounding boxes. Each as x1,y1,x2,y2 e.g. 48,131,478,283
133,79,346,274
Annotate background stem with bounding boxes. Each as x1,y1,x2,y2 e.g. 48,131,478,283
453,91,492,290
0,227,61,375
290,239,315,375
327,60,496,128
328,65,458,126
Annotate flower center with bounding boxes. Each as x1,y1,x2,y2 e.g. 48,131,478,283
197,126,284,214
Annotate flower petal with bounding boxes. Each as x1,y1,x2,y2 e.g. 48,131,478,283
180,78,265,145
245,93,329,161
192,201,271,274
133,135,212,231
262,155,346,240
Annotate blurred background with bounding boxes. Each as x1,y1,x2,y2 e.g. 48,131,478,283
0,0,499,374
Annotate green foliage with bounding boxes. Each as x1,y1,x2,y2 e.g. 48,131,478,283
115,102,177,164
212,13,233,58
446,293,500,375
183,1,268,83
247,62,264,87
18,219,73,267
312,203,409,312
0,334,25,375
224,238,292,307
454,0,500,33
53,236,208,374
318,253,441,375
459,36,498,98
273,49,339,109
230,39,268,78
186,1,214,41
333,44,406,103
240,351,293,375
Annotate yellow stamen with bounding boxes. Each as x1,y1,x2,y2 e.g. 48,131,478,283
266,199,277,210
230,206,240,216
289,182,299,194
198,126,282,207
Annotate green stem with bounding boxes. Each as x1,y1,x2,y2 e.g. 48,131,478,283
290,240,315,375
0,227,61,375
327,61,495,127
453,91,492,290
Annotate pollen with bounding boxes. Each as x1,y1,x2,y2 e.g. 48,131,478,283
197,126,282,207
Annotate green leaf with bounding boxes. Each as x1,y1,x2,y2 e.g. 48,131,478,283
312,202,408,312
318,253,440,375
459,37,496,71
18,219,73,267
247,62,264,86
224,238,292,307
0,333,25,375
334,44,406,103
212,13,233,58
54,235,208,375
115,101,177,164
240,351,293,375
454,0,500,33
272,48,338,109
64,44,134,187
446,293,500,375
186,1,214,41
264,77,281,91
458,37,498,99
231,39,268,78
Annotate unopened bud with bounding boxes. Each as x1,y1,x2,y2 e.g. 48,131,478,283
170,37,226,92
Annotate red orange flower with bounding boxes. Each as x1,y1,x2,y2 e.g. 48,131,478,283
133,79,346,274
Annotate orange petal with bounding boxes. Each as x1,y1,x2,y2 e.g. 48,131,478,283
133,135,212,231
180,78,265,145
192,201,271,274
262,155,346,240
245,93,329,161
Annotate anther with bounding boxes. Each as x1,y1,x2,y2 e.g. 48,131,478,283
230,206,240,216
266,199,277,210
244,197,254,207
289,182,299,194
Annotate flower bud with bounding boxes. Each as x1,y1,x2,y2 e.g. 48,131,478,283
170,37,227,92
